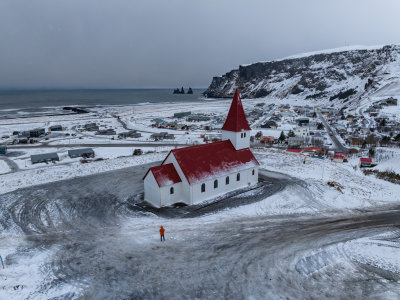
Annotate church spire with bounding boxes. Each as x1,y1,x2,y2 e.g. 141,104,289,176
221,89,251,150
221,89,251,132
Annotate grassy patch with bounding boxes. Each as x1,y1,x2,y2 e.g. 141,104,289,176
363,169,400,184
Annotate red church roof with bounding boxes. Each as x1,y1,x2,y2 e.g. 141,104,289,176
164,140,259,184
221,89,251,132
144,163,182,187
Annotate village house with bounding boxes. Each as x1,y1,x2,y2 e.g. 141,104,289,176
68,148,95,159
96,129,116,135
288,136,305,148
333,152,348,163
151,118,166,127
150,132,175,140
173,111,191,118
260,136,274,145
118,130,141,139
360,157,372,168
0,145,7,155
84,123,99,132
298,118,310,126
294,127,309,137
29,128,46,138
286,149,303,155
48,125,63,131
350,136,363,146
203,134,222,142
302,147,324,156
31,152,59,164
143,89,259,208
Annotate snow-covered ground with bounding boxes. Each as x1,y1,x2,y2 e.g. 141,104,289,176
0,160,11,175
254,149,400,212
1,100,400,299
0,151,166,195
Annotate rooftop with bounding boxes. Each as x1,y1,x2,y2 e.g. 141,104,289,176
164,140,259,184
144,163,182,187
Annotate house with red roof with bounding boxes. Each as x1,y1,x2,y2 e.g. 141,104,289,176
143,89,259,207
333,152,348,163
360,157,372,167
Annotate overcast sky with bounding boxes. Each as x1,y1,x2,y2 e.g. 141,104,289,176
1,0,400,89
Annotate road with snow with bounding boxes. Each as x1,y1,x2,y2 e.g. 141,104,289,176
317,111,349,153
1,165,400,299
0,156,19,173
7,142,188,149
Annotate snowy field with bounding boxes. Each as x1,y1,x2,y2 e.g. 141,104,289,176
0,160,11,175
0,151,167,195
1,100,400,299
1,147,400,299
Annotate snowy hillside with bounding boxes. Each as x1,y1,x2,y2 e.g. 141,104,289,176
204,45,400,107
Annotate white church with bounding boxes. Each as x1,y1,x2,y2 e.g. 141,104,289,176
143,89,259,207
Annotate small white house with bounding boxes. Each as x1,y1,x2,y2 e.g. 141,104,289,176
294,126,309,137
143,89,259,208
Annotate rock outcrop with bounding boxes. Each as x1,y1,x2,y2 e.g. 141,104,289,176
204,45,400,105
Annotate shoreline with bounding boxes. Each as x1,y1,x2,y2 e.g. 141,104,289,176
0,97,222,122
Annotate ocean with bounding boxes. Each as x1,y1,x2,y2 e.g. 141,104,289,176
0,89,205,119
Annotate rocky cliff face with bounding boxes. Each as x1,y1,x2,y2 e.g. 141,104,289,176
204,45,400,104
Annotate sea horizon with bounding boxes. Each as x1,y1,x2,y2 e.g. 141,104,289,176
0,88,207,119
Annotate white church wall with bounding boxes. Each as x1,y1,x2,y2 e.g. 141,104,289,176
163,153,191,205
144,171,161,208
191,167,259,205
247,167,259,186
222,130,250,150
160,182,184,206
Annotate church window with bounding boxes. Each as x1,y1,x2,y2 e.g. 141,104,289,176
214,180,218,189
226,176,229,185
237,173,240,181
201,183,206,193
170,187,174,194
252,169,255,176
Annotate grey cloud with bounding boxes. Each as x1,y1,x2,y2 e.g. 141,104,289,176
0,0,399,89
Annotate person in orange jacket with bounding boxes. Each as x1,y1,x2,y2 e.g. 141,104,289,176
159,226,165,242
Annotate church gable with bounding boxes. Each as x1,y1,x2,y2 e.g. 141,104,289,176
143,163,182,187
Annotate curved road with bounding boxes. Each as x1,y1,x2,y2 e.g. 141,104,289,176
0,156,19,173
1,165,400,298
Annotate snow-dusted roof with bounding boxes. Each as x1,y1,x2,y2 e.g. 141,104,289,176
164,140,259,184
144,163,182,187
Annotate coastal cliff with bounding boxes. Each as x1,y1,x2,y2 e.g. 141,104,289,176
204,45,400,105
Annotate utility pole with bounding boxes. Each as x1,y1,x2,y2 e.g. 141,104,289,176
0,255,4,269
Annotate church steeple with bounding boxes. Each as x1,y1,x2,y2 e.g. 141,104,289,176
221,89,251,150
221,89,251,132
